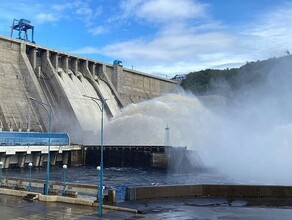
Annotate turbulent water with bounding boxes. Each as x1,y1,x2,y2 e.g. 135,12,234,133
2,166,235,202
101,60,292,185
104,92,218,146
53,60,292,186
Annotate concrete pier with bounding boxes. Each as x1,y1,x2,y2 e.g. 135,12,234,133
17,153,26,168
32,152,41,167
0,144,201,170
0,145,82,168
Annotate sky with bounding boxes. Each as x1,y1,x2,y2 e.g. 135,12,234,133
0,0,291,78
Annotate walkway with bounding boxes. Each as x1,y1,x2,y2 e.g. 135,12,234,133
2,193,292,219
0,194,136,220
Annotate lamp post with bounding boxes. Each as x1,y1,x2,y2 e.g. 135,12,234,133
29,97,52,195
96,166,100,201
28,162,33,191
62,164,67,195
0,161,3,187
83,95,107,216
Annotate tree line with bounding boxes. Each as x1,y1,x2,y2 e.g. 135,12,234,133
180,55,292,97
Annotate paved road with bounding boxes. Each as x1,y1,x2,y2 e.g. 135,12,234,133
2,194,292,219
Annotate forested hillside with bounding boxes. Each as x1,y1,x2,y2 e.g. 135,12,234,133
181,55,292,97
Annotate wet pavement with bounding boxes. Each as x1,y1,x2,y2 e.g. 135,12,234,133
0,194,135,219
121,198,292,220
2,194,292,219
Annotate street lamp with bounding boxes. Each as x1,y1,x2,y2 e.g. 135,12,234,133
83,95,107,216
29,97,52,195
0,161,3,187
96,166,100,201
62,164,67,195
28,162,33,192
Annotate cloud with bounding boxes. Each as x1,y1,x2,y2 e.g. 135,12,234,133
244,4,292,59
72,46,102,54
139,0,207,22
72,1,292,76
74,21,240,75
36,13,60,23
120,0,208,23
45,1,103,27
119,0,143,17
102,31,234,63
52,2,72,11
81,0,236,75
88,25,107,35
0,2,42,22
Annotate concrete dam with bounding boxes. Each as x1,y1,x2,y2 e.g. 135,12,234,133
0,35,176,144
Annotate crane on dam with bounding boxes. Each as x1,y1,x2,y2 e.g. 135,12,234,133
10,18,35,43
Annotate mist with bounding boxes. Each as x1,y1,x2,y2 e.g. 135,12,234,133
102,57,292,185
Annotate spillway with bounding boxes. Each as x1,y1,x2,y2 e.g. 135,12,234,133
0,35,176,144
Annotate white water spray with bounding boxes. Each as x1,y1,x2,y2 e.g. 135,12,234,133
104,92,219,147
103,60,292,185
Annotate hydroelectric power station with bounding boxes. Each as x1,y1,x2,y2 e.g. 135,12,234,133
0,31,179,168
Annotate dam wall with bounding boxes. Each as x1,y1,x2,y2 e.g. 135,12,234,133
0,36,176,143
108,65,174,105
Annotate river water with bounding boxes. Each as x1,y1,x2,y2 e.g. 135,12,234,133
2,166,236,202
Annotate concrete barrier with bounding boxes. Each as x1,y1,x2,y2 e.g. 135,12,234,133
2,177,97,195
126,184,292,201
0,188,39,197
1,177,117,204
0,188,137,213
63,190,78,198
126,185,203,200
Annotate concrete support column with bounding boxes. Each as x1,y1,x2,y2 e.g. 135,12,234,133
0,154,5,167
80,60,90,78
51,53,59,71
33,152,41,167
113,63,124,93
96,64,103,81
28,48,37,70
150,153,167,169
62,151,69,166
70,150,82,166
50,152,58,166
71,58,78,74
17,153,27,168
88,62,96,78
39,154,45,167
4,156,10,168
60,56,69,73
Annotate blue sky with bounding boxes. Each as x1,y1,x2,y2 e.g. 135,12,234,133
0,0,291,77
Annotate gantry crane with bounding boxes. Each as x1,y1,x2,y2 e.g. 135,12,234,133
10,18,34,43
